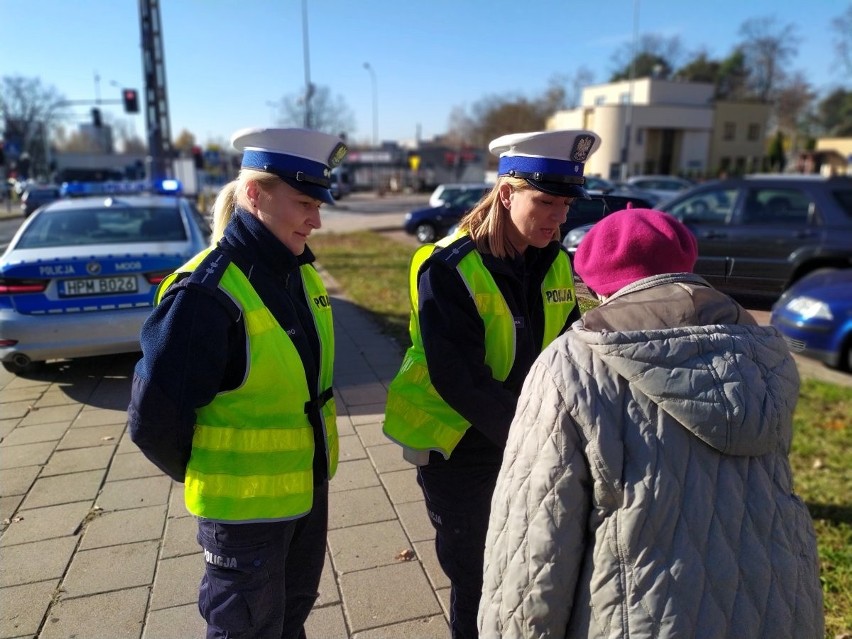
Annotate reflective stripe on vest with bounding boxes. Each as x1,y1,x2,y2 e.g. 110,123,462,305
383,231,576,458
161,248,337,521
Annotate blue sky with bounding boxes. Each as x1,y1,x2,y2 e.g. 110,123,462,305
1,0,848,147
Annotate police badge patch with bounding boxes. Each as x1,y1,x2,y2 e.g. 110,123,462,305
571,135,595,162
328,142,348,168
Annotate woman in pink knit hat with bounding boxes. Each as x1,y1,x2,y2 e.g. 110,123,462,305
479,208,824,639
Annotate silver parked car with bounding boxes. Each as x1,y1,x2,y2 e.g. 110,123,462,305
625,175,693,203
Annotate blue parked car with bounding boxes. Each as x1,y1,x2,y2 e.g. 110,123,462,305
404,186,491,243
770,268,852,372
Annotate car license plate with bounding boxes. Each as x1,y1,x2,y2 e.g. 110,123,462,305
60,276,138,297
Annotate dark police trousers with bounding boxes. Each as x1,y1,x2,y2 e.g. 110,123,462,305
196,480,329,639
417,457,500,639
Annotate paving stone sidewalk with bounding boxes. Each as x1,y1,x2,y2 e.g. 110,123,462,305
0,286,450,638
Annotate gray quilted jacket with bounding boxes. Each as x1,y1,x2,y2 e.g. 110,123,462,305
479,274,824,639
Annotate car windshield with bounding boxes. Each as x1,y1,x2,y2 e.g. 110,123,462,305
26,188,60,199
447,188,488,208
16,206,186,249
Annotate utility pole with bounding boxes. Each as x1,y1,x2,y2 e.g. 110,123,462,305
620,0,639,181
301,0,313,129
139,0,174,180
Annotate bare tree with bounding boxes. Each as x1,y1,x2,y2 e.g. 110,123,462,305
775,73,816,129
276,85,356,138
445,106,477,148
563,67,595,109
0,75,66,177
774,72,817,148
831,4,852,79
736,17,800,101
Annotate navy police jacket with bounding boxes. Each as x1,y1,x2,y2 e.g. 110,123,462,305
418,239,581,465
127,209,325,483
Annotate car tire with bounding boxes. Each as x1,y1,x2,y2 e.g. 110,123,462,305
2,358,45,376
840,334,852,373
415,223,437,244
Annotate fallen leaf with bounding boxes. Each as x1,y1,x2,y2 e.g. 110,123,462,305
395,548,416,561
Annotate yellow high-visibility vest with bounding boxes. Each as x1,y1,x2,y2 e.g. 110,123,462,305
383,231,575,459
158,248,337,521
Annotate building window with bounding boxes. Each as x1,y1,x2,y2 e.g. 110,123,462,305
635,128,644,145
723,122,736,141
747,123,761,141
619,92,630,104
594,95,606,106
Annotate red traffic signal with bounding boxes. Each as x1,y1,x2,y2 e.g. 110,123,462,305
191,146,204,169
122,89,139,113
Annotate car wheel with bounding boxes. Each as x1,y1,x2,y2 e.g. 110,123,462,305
2,358,44,376
415,223,437,243
840,335,852,373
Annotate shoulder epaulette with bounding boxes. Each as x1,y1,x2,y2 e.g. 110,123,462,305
164,248,242,323
433,235,476,268
186,248,232,291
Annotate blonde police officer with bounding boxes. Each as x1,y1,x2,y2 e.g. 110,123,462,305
384,130,602,639
129,128,346,639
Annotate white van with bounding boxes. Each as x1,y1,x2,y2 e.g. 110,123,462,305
428,182,492,208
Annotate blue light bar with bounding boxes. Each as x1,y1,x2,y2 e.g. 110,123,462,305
156,179,182,194
60,179,183,198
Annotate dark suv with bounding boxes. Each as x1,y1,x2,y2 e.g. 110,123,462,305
21,185,61,217
658,175,852,299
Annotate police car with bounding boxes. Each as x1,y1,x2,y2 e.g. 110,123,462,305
0,180,212,375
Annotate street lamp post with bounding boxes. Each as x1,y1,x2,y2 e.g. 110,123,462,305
621,0,640,181
301,0,312,129
363,62,379,192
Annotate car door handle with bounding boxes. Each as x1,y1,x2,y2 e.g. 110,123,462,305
703,231,727,239
794,230,815,238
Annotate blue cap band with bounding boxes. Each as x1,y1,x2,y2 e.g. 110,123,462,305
498,155,585,179
241,149,330,187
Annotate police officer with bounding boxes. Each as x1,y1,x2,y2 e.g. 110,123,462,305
384,130,602,639
128,128,347,639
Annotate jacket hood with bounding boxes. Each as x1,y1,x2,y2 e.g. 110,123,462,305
574,276,800,457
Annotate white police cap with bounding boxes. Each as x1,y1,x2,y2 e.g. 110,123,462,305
231,127,348,204
489,130,602,198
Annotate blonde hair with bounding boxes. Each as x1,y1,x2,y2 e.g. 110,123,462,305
458,176,531,259
211,169,281,243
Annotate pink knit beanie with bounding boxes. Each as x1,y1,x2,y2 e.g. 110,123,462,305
574,208,698,296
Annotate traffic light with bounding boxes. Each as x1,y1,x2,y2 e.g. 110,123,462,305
91,108,102,127
122,88,139,113
191,146,204,170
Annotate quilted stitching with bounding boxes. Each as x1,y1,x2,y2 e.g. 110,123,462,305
479,316,823,639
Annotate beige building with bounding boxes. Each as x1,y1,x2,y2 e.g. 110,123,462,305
814,137,852,175
547,78,771,181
